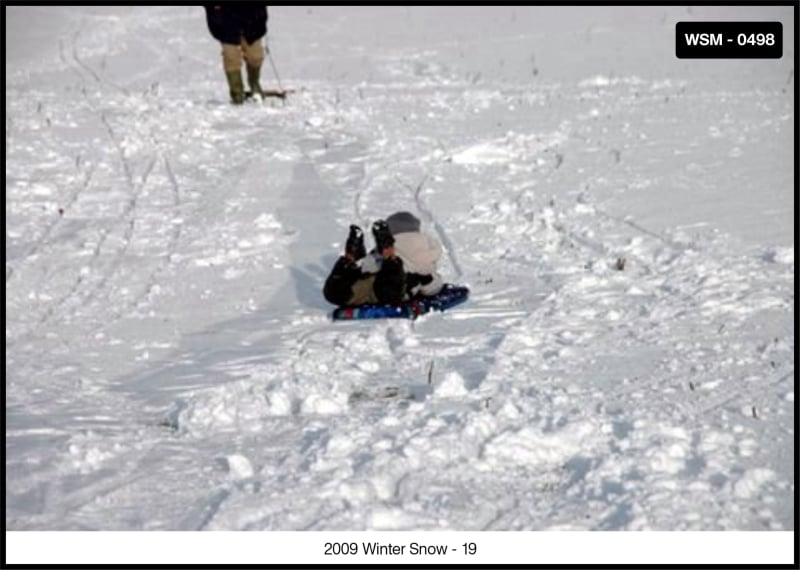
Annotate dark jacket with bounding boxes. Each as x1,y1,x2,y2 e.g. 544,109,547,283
204,4,268,45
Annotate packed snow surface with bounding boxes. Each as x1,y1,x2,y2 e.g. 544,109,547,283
6,6,794,531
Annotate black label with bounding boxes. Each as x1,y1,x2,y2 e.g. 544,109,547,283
676,22,782,59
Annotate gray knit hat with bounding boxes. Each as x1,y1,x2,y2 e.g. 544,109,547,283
386,211,421,234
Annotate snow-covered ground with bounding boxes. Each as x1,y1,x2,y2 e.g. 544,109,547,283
6,4,795,540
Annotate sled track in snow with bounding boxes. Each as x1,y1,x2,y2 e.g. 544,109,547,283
77,46,190,335
37,31,185,336
7,28,193,350
406,175,464,280
9,158,96,337
5,41,101,287
194,489,231,531
5,116,16,284
70,30,103,86
592,199,692,253
51,444,156,527
10,34,151,340
71,29,130,97
33,142,155,331
79,115,156,311
5,160,97,286
118,150,184,320
475,117,678,280
74,22,176,312
546,192,762,327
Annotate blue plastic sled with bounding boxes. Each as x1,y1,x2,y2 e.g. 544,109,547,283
331,284,469,321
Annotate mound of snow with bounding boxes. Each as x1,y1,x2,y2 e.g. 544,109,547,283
435,371,468,397
761,246,793,265
225,454,255,480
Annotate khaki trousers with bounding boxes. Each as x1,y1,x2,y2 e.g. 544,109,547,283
349,275,379,305
221,38,264,72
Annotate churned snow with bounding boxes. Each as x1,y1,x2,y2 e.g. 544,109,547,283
5,5,794,535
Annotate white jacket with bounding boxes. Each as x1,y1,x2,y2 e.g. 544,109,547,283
393,231,444,296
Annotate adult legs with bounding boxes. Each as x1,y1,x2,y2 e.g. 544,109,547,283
242,38,265,96
221,42,245,104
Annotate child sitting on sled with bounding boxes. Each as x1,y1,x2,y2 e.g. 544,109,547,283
323,212,444,307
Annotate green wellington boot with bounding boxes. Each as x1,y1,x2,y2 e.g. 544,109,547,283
246,65,265,99
225,70,245,105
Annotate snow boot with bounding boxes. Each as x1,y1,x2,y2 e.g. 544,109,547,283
345,225,367,260
372,220,395,254
225,70,245,105
246,65,264,99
